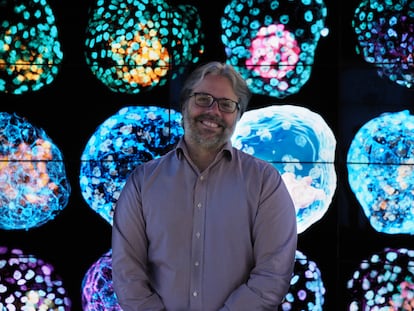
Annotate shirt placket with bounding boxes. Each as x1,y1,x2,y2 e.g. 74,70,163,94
189,173,207,311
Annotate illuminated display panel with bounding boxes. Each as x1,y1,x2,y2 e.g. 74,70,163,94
221,0,328,98
352,0,414,89
0,246,71,310
81,249,326,311
0,0,63,94
0,0,413,310
79,106,183,225
347,247,414,310
84,0,205,94
232,105,337,234
347,110,414,235
0,112,71,231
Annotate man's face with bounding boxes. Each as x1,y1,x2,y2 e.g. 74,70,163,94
182,74,240,150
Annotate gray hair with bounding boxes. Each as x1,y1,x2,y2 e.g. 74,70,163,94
179,61,252,116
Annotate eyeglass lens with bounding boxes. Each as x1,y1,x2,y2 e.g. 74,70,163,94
193,93,238,113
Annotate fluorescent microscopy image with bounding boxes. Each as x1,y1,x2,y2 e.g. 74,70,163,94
221,0,328,98
347,110,414,235
81,249,120,311
0,246,72,310
352,0,414,88
0,0,63,94
79,106,183,225
279,250,325,311
0,112,71,230
82,249,325,311
84,0,204,93
231,105,336,234
347,247,414,310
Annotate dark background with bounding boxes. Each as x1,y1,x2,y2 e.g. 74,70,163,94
2,0,414,310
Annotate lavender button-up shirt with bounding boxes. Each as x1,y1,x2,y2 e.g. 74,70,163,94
112,139,297,311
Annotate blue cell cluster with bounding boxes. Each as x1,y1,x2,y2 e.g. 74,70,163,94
347,110,414,235
84,0,205,94
280,250,325,311
347,247,414,310
0,112,71,230
232,105,336,234
221,0,328,98
81,249,121,311
0,0,63,94
352,0,414,88
79,106,183,225
0,246,72,310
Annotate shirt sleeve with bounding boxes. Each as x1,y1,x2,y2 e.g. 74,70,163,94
111,169,166,311
220,165,298,310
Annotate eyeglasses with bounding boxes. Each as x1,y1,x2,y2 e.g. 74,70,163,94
189,92,240,113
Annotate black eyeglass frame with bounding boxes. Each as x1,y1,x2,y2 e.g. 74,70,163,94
189,92,240,113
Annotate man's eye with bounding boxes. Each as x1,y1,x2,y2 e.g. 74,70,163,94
221,100,233,108
199,96,211,102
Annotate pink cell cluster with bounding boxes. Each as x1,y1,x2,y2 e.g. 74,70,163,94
246,23,300,83
348,247,414,310
0,246,71,310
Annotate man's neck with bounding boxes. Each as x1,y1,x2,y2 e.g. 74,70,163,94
185,140,222,172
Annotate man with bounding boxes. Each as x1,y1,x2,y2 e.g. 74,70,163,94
112,61,297,310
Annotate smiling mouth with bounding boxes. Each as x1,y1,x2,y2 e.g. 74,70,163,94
201,119,219,128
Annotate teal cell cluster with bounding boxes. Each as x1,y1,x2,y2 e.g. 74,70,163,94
0,0,63,94
347,247,414,310
221,0,327,98
347,110,414,235
79,106,184,225
0,246,72,310
352,0,414,88
84,0,205,94
0,112,71,231
231,105,336,234
279,250,325,311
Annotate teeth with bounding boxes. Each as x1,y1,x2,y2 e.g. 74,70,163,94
202,120,218,128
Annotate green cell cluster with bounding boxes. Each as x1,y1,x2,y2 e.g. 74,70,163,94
84,0,205,94
0,0,63,95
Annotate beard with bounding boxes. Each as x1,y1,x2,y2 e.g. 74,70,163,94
183,111,235,150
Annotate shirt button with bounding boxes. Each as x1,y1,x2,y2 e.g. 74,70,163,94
200,175,204,181
194,261,199,266
193,291,198,297
196,232,200,238
197,202,202,209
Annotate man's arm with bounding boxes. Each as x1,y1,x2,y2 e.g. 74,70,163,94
112,172,166,311
220,167,297,310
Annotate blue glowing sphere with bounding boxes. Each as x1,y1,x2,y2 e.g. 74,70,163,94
347,110,414,235
79,106,183,225
232,105,337,234
0,112,71,230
